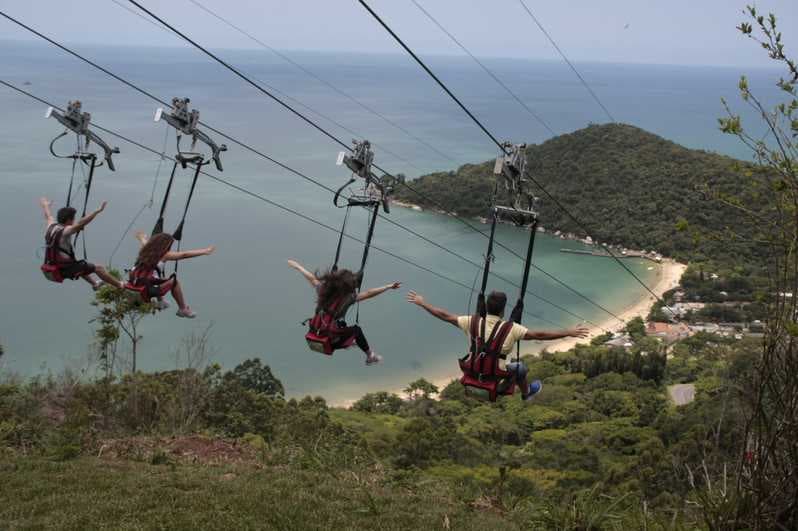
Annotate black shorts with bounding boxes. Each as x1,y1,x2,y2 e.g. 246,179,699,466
60,260,96,279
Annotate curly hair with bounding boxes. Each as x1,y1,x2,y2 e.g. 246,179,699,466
136,233,174,269
316,268,361,311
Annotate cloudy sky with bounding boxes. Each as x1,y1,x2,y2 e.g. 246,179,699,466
1,0,797,67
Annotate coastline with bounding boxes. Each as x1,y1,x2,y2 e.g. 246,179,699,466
331,258,687,408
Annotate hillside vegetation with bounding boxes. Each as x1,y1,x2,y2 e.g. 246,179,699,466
0,328,752,529
395,123,766,267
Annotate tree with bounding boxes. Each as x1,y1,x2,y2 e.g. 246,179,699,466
625,316,646,341
227,358,284,398
716,7,798,528
403,378,439,400
92,273,154,375
352,391,403,414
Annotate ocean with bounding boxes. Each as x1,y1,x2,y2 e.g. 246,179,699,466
0,39,779,402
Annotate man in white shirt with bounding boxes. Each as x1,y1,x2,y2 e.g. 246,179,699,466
407,290,588,400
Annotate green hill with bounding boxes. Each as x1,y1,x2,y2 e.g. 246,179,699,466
395,123,766,266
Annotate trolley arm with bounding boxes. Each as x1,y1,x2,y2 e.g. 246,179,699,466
85,130,120,171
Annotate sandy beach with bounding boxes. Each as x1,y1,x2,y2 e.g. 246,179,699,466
332,258,687,407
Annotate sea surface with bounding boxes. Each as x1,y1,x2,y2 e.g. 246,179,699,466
0,40,781,402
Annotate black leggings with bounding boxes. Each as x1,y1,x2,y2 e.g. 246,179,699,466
331,324,370,354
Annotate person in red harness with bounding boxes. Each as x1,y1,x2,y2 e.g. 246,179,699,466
288,259,400,365
39,197,124,290
129,231,215,318
407,290,588,400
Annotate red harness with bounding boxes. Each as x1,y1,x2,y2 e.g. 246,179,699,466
41,224,77,283
305,294,356,355
124,264,175,302
459,316,516,401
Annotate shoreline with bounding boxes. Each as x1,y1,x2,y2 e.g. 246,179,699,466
331,257,687,408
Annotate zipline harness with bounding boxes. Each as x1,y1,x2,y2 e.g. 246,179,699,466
459,142,541,401
306,139,392,355
41,100,119,283
124,97,226,302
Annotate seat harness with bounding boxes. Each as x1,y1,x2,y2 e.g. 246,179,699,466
41,101,119,282
123,98,226,302
305,140,391,354
459,142,540,400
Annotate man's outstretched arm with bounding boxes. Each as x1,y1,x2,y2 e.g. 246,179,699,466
63,201,107,237
39,197,55,226
523,326,590,341
406,291,459,327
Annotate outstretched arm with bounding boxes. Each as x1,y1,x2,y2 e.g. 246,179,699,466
287,259,320,288
523,326,590,341
406,291,459,327
39,197,55,226
357,281,401,302
163,245,215,262
63,201,107,237
134,230,149,247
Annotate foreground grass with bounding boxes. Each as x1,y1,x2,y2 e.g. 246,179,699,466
0,452,517,531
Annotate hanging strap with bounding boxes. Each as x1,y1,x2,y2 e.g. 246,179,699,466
476,207,499,345
510,216,540,373
74,154,98,261
332,205,351,272
357,202,380,281
173,159,204,242
171,159,206,273
152,160,179,235
65,156,77,208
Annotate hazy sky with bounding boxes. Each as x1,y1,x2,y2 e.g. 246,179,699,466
1,0,797,67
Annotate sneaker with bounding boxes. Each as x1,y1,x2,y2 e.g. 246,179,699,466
92,281,105,292
524,380,543,401
365,353,383,366
176,307,196,319
154,299,170,311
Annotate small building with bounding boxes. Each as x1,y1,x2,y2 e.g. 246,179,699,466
605,334,634,349
646,321,692,344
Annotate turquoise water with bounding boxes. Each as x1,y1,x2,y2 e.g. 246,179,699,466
0,41,776,402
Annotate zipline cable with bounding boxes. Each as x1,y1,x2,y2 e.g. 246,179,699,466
105,0,423,173
1,78,565,329
357,0,668,309
409,0,556,137
516,0,616,123
120,1,618,326
356,0,506,152
0,10,616,328
185,0,456,164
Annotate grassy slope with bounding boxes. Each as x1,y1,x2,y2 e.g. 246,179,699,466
0,454,515,531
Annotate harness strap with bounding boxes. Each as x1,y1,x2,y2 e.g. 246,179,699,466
152,160,179,236
45,224,77,264
332,204,351,272
75,154,98,261
66,156,77,208
172,159,206,274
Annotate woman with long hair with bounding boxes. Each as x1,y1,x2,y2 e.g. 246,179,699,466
288,259,400,365
130,231,215,318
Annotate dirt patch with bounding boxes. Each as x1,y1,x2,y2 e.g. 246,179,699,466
96,435,263,466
